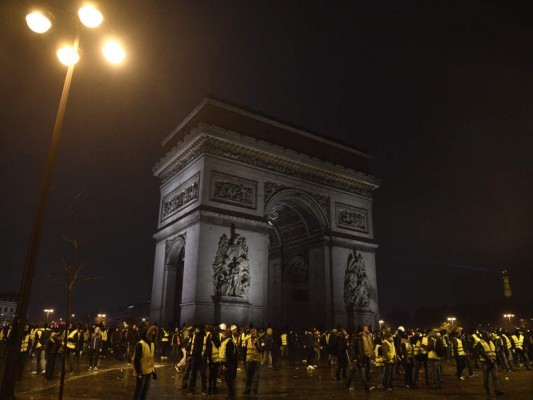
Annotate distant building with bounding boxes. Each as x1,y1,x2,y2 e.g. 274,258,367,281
0,292,18,324
91,301,151,325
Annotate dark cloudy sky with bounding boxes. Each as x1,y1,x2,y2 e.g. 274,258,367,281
1,0,532,323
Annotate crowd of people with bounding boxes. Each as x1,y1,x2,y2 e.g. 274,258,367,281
1,319,532,398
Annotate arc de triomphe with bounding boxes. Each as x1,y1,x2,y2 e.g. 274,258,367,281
150,99,380,329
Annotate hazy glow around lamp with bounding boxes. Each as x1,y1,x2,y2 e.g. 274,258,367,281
26,11,52,33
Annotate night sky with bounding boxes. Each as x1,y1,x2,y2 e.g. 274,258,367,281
1,0,532,324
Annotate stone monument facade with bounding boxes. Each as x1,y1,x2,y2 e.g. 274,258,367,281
150,99,380,329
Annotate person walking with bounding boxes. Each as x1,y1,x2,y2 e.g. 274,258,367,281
132,325,158,400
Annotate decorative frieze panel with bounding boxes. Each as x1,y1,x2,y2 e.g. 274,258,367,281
210,171,257,209
335,203,368,233
161,173,200,222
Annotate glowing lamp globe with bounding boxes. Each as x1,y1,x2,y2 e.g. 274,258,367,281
57,46,80,66
78,5,104,28
26,11,52,34
102,40,126,64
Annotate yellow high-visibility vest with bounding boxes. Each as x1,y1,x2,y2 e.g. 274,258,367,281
67,329,78,350
246,338,262,362
511,334,524,350
502,334,512,350
281,334,288,346
453,337,465,356
374,344,384,367
480,340,496,361
132,340,155,376
402,339,414,358
382,339,396,364
21,334,30,352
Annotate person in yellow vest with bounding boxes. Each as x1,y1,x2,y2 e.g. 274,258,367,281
511,328,531,370
186,324,208,396
492,331,511,373
451,329,467,379
500,329,515,372
476,331,504,396
159,325,171,361
31,323,49,375
100,326,108,357
243,328,265,395
280,330,288,359
65,324,80,373
220,327,237,398
133,325,158,400
17,325,31,379
413,329,429,387
427,329,443,389
399,330,415,388
373,337,384,388
382,332,396,390
207,325,222,394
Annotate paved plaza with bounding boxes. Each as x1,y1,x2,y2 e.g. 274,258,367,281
4,356,533,399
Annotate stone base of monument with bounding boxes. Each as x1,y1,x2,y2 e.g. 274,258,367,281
211,295,264,326
342,307,376,330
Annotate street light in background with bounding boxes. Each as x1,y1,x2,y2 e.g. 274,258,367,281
379,319,384,331
43,308,54,322
447,317,456,328
503,314,515,327
0,5,126,399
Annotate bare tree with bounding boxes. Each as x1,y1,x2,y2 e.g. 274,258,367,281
47,191,98,400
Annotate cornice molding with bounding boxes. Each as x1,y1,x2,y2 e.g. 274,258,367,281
156,133,377,198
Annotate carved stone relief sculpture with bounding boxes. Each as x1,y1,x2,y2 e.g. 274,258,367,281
210,171,257,209
212,225,251,301
336,203,368,233
161,173,200,221
344,248,370,310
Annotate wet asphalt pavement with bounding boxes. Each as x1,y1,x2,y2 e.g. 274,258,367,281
5,356,533,399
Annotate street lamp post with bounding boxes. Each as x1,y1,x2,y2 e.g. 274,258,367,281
43,308,54,322
379,319,384,331
503,314,515,328
0,6,125,399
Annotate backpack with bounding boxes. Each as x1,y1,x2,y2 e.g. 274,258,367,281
434,337,445,358
39,329,49,346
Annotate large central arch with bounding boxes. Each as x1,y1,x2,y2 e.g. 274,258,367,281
265,189,330,328
150,99,380,329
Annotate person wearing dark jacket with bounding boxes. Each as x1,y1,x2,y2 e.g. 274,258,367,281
187,324,208,396
335,329,349,380
132,325,158,400
44,333,61,381
87,326,102,371
346,328,373,391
